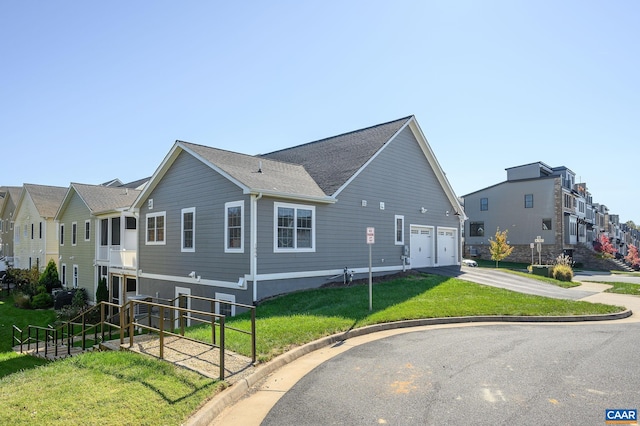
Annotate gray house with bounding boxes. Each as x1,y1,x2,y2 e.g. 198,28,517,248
133,116,465,315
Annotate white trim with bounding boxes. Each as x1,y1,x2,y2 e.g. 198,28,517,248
72,264,79,288
214,292,236,317
174,286,191,328
273,202,315,253
254,265,406,282
145,211,166,245
71,221,78,246
224,200,244,253
61,263,67,287
138,272,246,290
394,215,404,245
181,207,196,252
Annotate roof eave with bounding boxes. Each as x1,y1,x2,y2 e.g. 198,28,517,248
246,189,336,204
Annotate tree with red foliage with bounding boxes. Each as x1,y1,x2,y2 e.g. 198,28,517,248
595,234,617,258
625,244,640,269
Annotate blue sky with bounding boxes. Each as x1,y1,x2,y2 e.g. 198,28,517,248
2,1,638,222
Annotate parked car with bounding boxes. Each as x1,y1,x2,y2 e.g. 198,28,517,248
462,259,478,267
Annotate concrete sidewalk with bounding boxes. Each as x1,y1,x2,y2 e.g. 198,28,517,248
187,278,639,426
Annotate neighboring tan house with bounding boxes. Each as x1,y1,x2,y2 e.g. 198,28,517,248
0,186,22,262
55,182,142,303
133,116,465,316
12,184,67,271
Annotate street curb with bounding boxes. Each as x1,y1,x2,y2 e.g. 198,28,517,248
185,308,632,426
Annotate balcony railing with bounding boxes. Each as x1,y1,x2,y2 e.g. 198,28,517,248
110,249,137,269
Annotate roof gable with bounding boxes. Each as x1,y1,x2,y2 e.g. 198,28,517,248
19,184,67,219
57,183,142,219
261,116,412,196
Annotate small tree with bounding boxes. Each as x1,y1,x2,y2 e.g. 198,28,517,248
488,227,513,268
625,244,640,269
595,234,617,258
38,259,61,293
96,277,109,304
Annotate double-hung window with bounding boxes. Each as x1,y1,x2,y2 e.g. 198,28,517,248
274,202,315,252
524,194,534,208
72,222,77,246
480,198,488,211
394,215,404,245
146,212,166,245
225,201,244,253
181,208,195,252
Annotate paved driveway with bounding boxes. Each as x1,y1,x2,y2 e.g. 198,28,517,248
422,266,597,300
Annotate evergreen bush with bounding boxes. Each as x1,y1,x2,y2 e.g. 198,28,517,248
96,277,108,304
31,292,54,309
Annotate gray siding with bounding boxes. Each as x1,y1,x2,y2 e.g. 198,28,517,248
255,127,461,297
463,178,557,247
138,151,251,283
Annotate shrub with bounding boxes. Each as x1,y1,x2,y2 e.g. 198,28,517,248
31,292,54,309
13,292,32,309
96,277,108,304
72,288,88,309
552,264,574,282
38,259,61,293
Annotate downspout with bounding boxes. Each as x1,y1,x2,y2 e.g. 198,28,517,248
251,192,262,303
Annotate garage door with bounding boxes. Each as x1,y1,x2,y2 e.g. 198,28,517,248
437,228,457,266
410,226,433,268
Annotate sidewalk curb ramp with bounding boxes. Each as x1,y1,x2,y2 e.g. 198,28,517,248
186,309,632,426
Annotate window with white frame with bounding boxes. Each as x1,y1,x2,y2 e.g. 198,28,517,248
73,265,79,288
394,215,404,245
225,201,244,252
61,264,67,287
72,222,77,246
181,207,195,252
60,224,65,245
85,220,91,241
274,202,315,252
146,212,166,244
39,222,43,239
215,292,236,317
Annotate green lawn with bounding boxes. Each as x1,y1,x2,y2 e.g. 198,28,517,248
0,273,627,425
601,281,640,295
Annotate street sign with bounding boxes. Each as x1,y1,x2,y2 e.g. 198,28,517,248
366,227,375,244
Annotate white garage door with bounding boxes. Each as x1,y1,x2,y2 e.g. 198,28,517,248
437,228,457,266
410,226,433,268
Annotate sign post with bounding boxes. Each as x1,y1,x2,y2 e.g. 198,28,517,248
534,236,544,265
366,227,375,311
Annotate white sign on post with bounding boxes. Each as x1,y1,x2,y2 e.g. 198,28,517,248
366,227,374,311
366,227,375,244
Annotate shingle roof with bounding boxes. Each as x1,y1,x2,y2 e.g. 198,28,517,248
179,142,328,199
260,116,412,195
23,184,68,218
71,183,142,214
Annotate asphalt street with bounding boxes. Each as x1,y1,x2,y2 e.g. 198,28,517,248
204,270,640,426
262,323,640,426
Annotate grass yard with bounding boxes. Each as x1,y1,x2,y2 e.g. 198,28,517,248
601,281,640,295
0,273,627,425
186,273,624,362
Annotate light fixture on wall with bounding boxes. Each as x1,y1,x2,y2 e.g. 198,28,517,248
420,207,428,214
446,211,450,216
188,271,196,279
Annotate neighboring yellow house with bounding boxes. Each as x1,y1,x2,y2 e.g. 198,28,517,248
12,184,67,271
